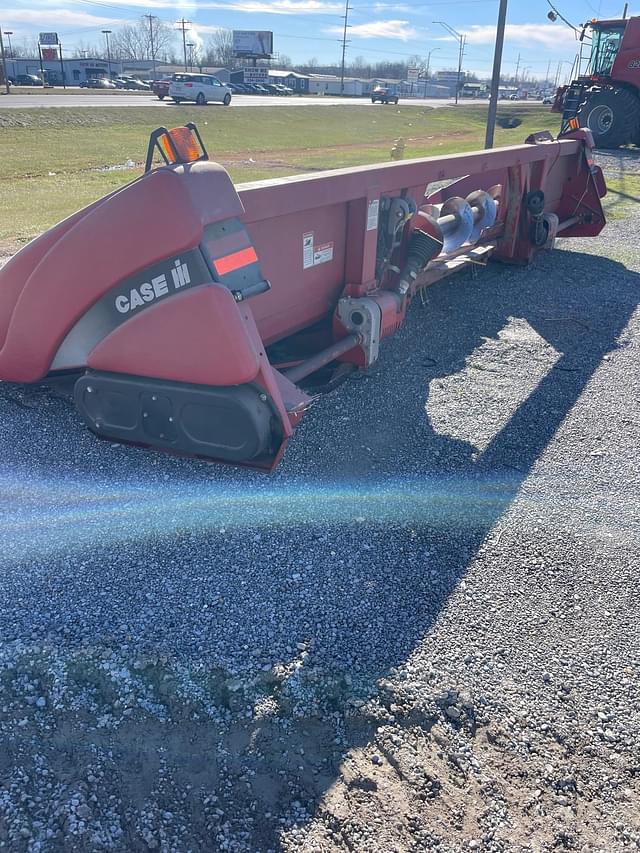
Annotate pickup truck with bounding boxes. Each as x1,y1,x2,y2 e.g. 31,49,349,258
371,86,399,104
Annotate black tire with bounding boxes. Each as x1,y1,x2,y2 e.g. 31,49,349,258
394,98,398,104
172,97,182,103
196,91,206,106
577,87,640,149
223,93,231,105
371,98,376,103
157,94,165,100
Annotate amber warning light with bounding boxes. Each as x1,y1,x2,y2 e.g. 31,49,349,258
144,123,209,172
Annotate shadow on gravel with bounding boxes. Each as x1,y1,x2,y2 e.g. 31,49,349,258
0,246,638,850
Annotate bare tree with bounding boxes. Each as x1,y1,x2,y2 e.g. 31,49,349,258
110,16,175,61
70,40,98,59
204,29,234,68
272,53,291,69
13,36,40,58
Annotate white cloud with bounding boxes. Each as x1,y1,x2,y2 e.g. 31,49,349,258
462,23,577,51
221,0,343,12
3,8,123,28
31,0,343,13
326,19,418,40
372,2,411,10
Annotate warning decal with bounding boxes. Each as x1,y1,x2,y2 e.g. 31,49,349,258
313,242,334,266
367,199,380,231
303,232,314,269
303,233,334,269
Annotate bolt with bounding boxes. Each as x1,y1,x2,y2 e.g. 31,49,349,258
160,433,165,439
151,395,157,402
259,393,267,402
168,417,174,423
86,386,93,393
143,412,148,418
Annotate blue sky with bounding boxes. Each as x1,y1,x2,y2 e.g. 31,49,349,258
3,0,637,79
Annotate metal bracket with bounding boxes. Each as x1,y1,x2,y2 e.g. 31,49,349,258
336,297,382,367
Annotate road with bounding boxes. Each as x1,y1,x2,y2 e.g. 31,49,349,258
0,92,471,109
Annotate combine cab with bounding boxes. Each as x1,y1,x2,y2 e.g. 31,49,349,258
554,15,640,148
0,123,607,470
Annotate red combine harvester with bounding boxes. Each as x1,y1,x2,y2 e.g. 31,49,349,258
553,15,640,148
0,124,606,469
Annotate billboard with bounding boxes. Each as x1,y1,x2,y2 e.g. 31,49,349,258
42,48,58,61
407,67,419,82
39,32,59,45
233,30,273,58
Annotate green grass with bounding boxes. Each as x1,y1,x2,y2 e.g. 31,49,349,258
0,104,556,244
602,174,640,221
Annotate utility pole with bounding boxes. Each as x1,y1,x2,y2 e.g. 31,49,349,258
176,18,191,73
339,0,351,95
545,59,551,86
145,14,157,81
424,46,440,97
59,42,66,89
4,31,12,58
434,21,465,104
0,29,9,95
484,0,508,149
102,30,112,78
514,52,521,83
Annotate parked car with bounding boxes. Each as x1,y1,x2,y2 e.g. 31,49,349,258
542,96,553,105
276,84,294,95
253,84,270,95
80,78,116,89
116,76,150,91
371,86,399,104
263,83,281,95
112,78,127,89
16,74,42,86
152,78,171,100
509,93,519,100
169,73,232,105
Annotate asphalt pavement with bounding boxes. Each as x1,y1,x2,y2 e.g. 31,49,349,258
0,92,467,109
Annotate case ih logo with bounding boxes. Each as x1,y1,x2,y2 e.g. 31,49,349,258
115,259,191,314
629,58,640,68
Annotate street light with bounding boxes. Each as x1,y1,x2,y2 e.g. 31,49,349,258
424,46,440,97
433,21,466,105
102,30,112,78
4,31,13,58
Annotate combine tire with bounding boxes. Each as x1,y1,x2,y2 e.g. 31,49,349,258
577,88,640,148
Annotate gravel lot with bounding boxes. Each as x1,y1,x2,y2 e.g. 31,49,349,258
0,154,639,852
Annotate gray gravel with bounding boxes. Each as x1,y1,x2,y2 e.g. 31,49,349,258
0,159,639,851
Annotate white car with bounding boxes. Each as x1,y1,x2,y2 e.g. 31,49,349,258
169,73,232,106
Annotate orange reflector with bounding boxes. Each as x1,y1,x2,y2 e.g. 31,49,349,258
159,126,201,164
214,247,258,276
568,117,580,130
